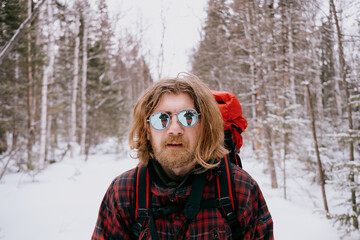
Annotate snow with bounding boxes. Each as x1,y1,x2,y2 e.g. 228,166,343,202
0,143,358,240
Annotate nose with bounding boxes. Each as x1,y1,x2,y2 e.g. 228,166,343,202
167,115,184,135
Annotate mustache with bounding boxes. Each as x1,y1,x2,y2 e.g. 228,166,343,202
162,136,188,146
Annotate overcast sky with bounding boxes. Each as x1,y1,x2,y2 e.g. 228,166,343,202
107,0,208,79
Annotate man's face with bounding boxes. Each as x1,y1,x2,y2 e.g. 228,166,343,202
147,93,201,175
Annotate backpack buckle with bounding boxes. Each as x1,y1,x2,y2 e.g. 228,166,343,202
137,208,150,217
218,197,232,207
132,222,142,237
226,211,237,224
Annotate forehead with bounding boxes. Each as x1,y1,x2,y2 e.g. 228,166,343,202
154,93,195,112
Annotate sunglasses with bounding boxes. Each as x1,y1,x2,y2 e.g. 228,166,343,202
147,108,200,130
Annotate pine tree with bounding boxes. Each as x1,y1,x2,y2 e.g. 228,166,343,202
191,0,232,90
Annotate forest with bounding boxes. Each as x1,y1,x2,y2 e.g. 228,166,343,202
0,0,359,236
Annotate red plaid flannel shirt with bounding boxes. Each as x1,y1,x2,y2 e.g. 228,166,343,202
92,164,273,240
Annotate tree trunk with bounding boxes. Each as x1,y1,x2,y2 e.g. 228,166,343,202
305,83,329,213
261,80,278,188
311,39,325,135
244,2,259,153
70,14,80,158
265,123,278,189
46,114,52,162
314,73,325,131
157,5,166,80
288,21,297,112
283,131,288,199
329,0,357,229
26,0,34,170
0,126,7,154
328,6,343,118
80,10,88,155
39,0,55,169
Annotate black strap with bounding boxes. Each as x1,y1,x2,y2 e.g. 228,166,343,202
218,154,242,239
224,128,243,168
132,166,146,238
184,172,206,220
229,151,242,168
231,124,243,134
224,129,237,153
148,207,159,240
132,166,159,240
218,156,236,216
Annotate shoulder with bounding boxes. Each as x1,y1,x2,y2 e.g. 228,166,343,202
230,164,262,197
111,167,137,188
105,167,137,206
230,165,274,237
230,164,271,216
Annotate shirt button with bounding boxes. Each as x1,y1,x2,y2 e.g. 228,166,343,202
174,215,180,220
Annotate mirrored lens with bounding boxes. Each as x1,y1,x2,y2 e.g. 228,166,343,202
149,112,170,130
178,109,198,127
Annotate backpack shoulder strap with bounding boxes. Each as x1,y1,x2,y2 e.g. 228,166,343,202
184,172,207,220
132,165,159,240
216,153,242,239
132,165,148,237
229,150,242,168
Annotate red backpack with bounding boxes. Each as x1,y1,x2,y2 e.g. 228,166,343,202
211,90,248,166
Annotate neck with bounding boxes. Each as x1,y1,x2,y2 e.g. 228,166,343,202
162,161,195,181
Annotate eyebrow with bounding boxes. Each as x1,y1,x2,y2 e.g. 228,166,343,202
154,110,172,114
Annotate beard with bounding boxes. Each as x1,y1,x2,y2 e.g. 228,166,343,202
151,135,195,170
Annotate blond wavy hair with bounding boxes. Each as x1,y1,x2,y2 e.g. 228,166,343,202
128,72,227,169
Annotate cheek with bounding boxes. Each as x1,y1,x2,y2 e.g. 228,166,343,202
148,127,163,146
189,124,201,145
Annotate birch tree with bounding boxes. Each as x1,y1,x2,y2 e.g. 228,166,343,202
80,2,90,155
69,11,80,158
39,0,55,168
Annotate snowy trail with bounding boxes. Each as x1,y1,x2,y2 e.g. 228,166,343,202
0,151,352,239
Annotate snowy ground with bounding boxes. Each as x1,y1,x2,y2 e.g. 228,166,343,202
0,143,358,239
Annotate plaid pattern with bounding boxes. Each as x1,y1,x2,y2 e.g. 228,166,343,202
92,164,273,240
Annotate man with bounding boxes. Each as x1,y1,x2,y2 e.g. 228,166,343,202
92,73,273,239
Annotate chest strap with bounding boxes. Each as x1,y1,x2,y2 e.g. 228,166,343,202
184,172,207,220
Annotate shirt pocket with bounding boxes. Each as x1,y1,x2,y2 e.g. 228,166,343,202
185,224,232,240
209,226,232,240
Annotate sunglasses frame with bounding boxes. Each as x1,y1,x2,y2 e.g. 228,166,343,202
147,108,200,130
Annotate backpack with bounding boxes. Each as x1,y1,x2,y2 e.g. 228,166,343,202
132,91,247,239
211,90,248,167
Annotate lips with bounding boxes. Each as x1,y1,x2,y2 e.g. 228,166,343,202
166,143,183,147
